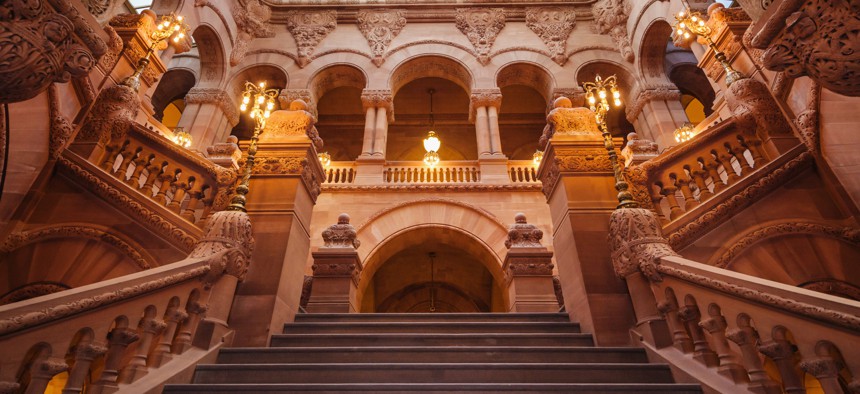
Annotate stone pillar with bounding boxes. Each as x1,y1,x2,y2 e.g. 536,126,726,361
306,213,362,313
224,104,325,346
120,317,165,383
181,88,241,150
24,358,68,394
149,308,188,367
625,85,685,150
471,89,508,183
503,213,558,312
89,327,138,394
726,316,782,394
63,343,107,394
355,90,393,184
173,301,208,354
536,97,637,345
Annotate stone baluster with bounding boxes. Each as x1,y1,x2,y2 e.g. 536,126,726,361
149,308,188,367
181,187,204,222
678,298,719,367
127,155,153,188
89,327,139,394
726,315,781,394
100,141,129,171
141,162,165,192
729,144,753,174
62,343,108,394
742,137,767,167
660,185,685,220
656,291,694,353
167,180,189,213
0,382,19,394
699,304,750,383
800,341,849,394
757,328,805,394
651,195,670,225
705,160,728,192
153,170,178,205
676,177,699,210
119,317,166,383
173,301,208,354
691,168,714,200
716,151,741,184
24,357,68,394
116,147,141,180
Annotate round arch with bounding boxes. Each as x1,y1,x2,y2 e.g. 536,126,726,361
575,60,639,137
637,19,674,84
151,68,196,123
389,55,475,97
227,64,289,138
191,24,226,87
496,62,555,105
307,63,368,103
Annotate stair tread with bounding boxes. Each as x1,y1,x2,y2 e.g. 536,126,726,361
220,346,642,352
165,382,702,392
197,362,670,369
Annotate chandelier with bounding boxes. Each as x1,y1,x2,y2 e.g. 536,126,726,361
423,89,441,167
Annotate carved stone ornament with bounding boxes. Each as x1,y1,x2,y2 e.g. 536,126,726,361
505,213,544,248
591,0,633,62
455,8,506,65
284,10,337,68
506,259,555,283
76,84,141,145
190,210,255,259
525,7,577,65
608,208,680,281
794,81,820,153
322,213,361,249
261,100,324,150
724,76,792,137
0,0,106,103
48,84,74,159
543,97,601,141
621,132,659,167
361,89,394,121
0,282,70,305
759,0,860,96
357,9,406,66
468,89,502,123
206,135,242,169
625,85,682,123
185,88,241,126
231,0,275,66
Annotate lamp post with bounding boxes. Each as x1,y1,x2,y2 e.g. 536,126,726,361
225,81,279,213
674,8,743,86
121,13,188,92
582,75,638,209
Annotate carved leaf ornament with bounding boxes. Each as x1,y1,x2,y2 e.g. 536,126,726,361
526,7,577,65
285,10,337,68
357,10,406,66
455,8,506,65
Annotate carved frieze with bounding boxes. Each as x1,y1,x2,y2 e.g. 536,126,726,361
231,0,275,66
185,87,241,126
361,90,394,116
592,0,633,62
505,213,543,248
455,8,506,65
525,7,577,65
506,259,554,278
357,9,406,66
0,0,106,103
284,10,337,68
322,213,361,249
544,97,601,140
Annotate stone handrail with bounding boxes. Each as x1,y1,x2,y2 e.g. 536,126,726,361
627,119,771,224
384,161,481,184
0,211,252,393
649,255,860,393
323,161,356,184
507,160,540,183
97,123,237,226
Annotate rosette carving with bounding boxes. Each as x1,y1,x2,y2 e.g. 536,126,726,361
357,9,406,66
285,10,337,68
608,208,679,281
525,7,576,65
455,8,505,65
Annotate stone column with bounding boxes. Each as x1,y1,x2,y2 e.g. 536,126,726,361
63,343,108,394
758,332,805,394
536,98,637,345
181,88,241,151
726,316,782,394
306,213,363,313
173,301,209,354
699,304,750,383
224,104,326,346
149,308,188,367
355,90,393,184
470,89,508,183
89,327,139,394
503,213,558,312
120,317,165,383
625,85,685,150
24,358,68,394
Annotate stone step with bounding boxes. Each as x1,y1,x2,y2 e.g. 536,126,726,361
294,312,570,323
165,382,703,393
191,363,675,384
269,333,595,348
282,321,580,334
217,346,648,364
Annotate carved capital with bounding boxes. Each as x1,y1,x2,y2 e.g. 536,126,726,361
322,213,361,249
279,89,316,118
698,316,727,333
231,0,274,66
140,318,167,334
525,7,576,65
757,340,795,360
799,358,840,379
625,85,681,123
455,8,506,65
285,10,337,68
361,90,394,114
185,88,241,126
75,343,108,361
186,301,209,315
108,327,140,346
725,329,752,346
505,213,543,248
357,9,406,66
544,98,601,141
312,261,360,278
609,208,678,281
32,357,69,379
260,101,321,149
468,89,502,122
592,0,633,62
165,309,189,323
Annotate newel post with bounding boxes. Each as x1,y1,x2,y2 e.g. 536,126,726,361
306,213,362,313
608,207,675,348
503,213,558,312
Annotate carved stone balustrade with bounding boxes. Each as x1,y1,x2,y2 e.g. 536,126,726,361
0,210,253,393
384,161,481,184
322,162,356,185
507,161,540,184
306,214,362,313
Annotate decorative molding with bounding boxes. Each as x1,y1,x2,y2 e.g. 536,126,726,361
591,0,633,62
0,282,71,305
284,10,337,68
455,8,506,65
555,147,614,172
525,7,577,65
386,38,476,61
185,87,241,126
505,213,543,248
231,0,275,66
609,208,679,281
625,84,682,123
193,0,235,44
795,81,821,154
542,99,601,145
48,84,74,159
725,76,793,137
361,90,394,119
354,197,508,234
540,157,560,200
323,183,542,194
322,213,360,249
1,224,154,270
260,104,318,146
357,9,406,66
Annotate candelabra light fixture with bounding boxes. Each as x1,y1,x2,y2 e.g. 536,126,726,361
674,8,743,86
122,13,188,91
226,81,279,213
582,74,639,209
318,152,331,168
171,127,192,148
423,89,441,167
674,123,696,143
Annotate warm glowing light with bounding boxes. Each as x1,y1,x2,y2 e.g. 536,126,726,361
257,95,265,104
242,96,250,105
533,150,543,167
674,123,696,143
614,99,622,107
318,152,331,168
423,131,441,153
172,127,192,148
423,151,440,167
598,89,607,99
240,103,247,111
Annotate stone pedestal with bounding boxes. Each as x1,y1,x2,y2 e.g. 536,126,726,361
307,249,362,313
504,248,557,312
353,156,386,185
478,155,510,184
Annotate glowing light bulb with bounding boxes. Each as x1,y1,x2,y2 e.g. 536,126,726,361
266,102,274,110
242,96,250,104
612,90,620,99
614,99,622,107
240,103,247,111
598,89,607,99
684,32,691,39
264,110,271,118
174,24,180,31
250,111,256,119
588,96,596,105
178,33,185,38
677,28,684,35
176,15,183,21
257,95,265,104
698,20,705,26
678,11,685,17
259,82,265,88
173,37,179,43
679,22,686,28
691,16,698,22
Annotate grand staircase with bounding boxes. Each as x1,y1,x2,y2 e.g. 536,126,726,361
164,313,702,393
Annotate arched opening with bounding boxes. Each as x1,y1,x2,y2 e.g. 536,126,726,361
229,65,288,139
497,63,553,160
191,25,225,87
312,65,367,161
151,69,196,128
669,63,716,124
576,62,636,138
359,226,507,313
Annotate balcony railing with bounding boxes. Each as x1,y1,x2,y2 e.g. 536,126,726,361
508,160,540,183
384,161,481,184
323,161,356,184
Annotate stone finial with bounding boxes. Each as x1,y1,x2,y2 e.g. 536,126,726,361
191,210,255,259
540,98,601,146
206,135,242,169
260,100,324,149
621,132,659,167
505,213,544,249
322,213,361,249
608,208,679,281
